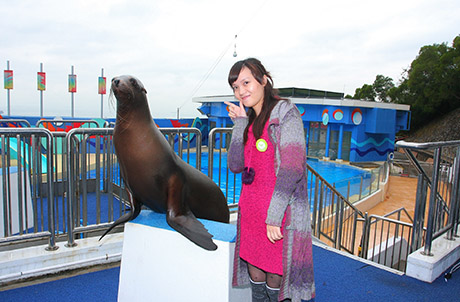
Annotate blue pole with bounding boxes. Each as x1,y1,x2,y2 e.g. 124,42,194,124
223,117,228,148
216,117,222,149
305,122,310,156
338,124,344,160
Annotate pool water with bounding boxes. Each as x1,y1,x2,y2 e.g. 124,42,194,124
306,160,368,184
182,152,372,204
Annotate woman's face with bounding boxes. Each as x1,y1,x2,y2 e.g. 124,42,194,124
231,67,266,116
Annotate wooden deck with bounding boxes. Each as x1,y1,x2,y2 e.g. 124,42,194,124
368,175,418,222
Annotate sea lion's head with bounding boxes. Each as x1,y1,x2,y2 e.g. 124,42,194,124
111,75,147,107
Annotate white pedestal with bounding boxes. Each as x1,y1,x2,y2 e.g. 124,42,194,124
406,229,460,283
118,210,251,302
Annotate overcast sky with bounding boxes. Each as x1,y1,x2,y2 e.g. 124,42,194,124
1,0,459,119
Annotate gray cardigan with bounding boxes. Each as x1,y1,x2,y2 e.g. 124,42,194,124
228,100,316,301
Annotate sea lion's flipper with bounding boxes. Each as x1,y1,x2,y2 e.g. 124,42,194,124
99,190,141,241
165,173,217,251
166,211,217,251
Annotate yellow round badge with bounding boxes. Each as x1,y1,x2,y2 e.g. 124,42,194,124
256,138,268,152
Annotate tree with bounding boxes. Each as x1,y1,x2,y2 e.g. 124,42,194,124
352,35,460,131
353,84,375,101
352,75,394,102
391,36,460,130
373,75,395,102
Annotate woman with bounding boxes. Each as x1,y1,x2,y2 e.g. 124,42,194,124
225,58,315,302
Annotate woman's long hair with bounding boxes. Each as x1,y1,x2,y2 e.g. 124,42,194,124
228,58,281,144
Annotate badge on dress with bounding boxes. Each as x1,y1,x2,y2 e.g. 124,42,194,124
256,139,268,152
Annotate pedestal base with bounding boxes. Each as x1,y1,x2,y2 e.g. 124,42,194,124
118,210,250,302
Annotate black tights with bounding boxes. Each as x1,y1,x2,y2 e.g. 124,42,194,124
248,263,282,289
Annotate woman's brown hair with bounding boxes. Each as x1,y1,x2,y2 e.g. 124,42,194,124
228,58,281,143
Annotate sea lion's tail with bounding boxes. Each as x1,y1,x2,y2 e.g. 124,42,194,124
99,192,141,241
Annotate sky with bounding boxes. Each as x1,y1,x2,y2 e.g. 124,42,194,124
1,0,459,119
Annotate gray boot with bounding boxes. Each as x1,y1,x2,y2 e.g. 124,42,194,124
266,284,280,302
250,279,269,302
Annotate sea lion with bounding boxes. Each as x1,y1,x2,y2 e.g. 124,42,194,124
100,75,229,250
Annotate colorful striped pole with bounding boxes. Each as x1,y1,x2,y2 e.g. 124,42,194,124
69,65,76,117
4,61,13,116
38,63,45,117
99,68,106,118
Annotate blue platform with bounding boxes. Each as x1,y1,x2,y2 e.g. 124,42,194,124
130,210,236,243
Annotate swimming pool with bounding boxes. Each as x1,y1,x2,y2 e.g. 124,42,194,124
88,150,372,205
183,152,372,204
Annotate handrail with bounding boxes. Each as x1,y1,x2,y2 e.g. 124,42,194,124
66,128,114,247
36,119,100,129
208,127,231,179
0,125,391,262
308,159,367,254
381,207,414,223
208,128,239,206
0,128,57,251
208,127,371,254
364,213,413,271
307,163,364,217
368,213,413,228
396,139,460,256
396,139,460,150
159,127,202,171
0,119,32,127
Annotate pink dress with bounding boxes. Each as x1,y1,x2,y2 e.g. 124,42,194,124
238,122,285,275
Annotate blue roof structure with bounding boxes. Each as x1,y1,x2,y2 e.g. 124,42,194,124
194,88,411,162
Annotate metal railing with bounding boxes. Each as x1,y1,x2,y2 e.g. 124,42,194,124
207,127,387,259
0,123,414,274
330,163,388,204
359,208,414,271
36,119,100,130
0,125,210,250
0,128,57,251
308,165,365,254
65,128,125,247
396,140,460,256
160,128,202,170
306,159,417,272
207,127,399,266
208,128,240,209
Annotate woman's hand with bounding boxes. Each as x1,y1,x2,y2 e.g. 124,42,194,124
224,101,246,119
267,225,283,244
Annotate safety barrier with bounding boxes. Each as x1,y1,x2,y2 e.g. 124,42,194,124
160,128,202,170
308,166,365,254
331,163,387,204
0,128,57,251
1,123,414,274
35,119,100,129
396,139,460,256
0,125,207,250
359,208,414,271
65,128,124,247
208,128,239,208
208,127,382,258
